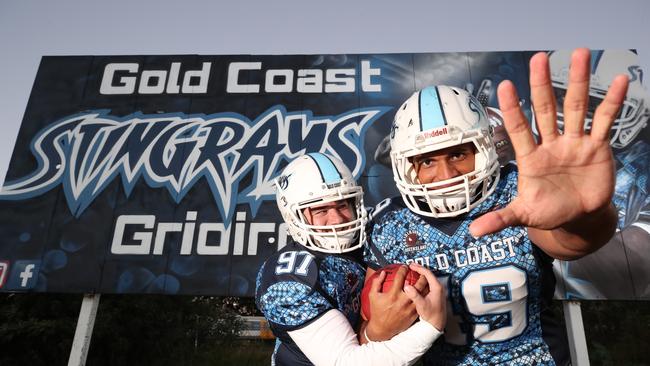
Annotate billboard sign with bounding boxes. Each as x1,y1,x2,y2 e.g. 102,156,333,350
0,50,648,298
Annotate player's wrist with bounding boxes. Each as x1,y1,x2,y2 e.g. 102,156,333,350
363,327,375,343
417,316,444,334
420,314,445,332
365,321,390,341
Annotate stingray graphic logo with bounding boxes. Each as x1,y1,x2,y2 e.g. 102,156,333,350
0,106,388,224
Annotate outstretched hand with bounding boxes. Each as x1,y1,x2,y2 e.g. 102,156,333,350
469,49,627,248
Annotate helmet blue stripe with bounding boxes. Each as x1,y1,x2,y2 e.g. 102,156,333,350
307,153,341,184
419,86,447,131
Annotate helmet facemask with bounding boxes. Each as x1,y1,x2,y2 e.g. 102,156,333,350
292,193,366,253
392,126,499,217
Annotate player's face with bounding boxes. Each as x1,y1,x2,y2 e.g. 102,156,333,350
412,142,476,185
303,200,354,229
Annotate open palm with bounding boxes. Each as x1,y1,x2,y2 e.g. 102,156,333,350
470,49,628,237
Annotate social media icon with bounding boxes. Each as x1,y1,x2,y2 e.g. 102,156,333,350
0,261,9,288
6,260,41,290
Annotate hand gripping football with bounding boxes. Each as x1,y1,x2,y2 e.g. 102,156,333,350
360,264,421,320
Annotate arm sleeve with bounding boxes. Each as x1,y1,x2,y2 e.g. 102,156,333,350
288,309,441,366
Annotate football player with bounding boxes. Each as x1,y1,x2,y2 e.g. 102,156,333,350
255,152,446,365
361,48,627,365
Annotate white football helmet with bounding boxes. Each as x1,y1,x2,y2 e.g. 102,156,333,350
548,49,650,149
274,153,367,253
390,85,500,217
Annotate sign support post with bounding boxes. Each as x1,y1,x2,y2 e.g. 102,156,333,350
68,294,101,366
563,300,590,366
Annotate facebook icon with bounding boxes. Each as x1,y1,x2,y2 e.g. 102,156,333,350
6,260,41,290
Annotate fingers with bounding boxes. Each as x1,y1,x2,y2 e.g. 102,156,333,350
370,270,386,294
591,74,629,143
408,263,440,290
406,263,446,330
528,52,559,142
498,80,537,158
403,285,425,309
413,270,429,293
388,266,408,295
469,204,519,237
403,264,429,307
562,48,591,137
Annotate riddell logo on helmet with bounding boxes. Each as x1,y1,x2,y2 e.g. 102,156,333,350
415,127,448,144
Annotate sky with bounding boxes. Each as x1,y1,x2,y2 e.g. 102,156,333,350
1,0,649,184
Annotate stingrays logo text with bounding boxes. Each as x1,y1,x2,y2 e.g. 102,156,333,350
1,106,389,224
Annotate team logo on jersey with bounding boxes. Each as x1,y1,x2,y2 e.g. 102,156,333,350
404,232,426,252
0,106,389,224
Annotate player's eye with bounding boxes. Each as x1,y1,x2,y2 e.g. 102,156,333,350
449,152,467,162
418,158,435,167
449,146,474,162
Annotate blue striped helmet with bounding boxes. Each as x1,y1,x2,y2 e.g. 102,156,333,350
390,85,499,217
274,153,367,253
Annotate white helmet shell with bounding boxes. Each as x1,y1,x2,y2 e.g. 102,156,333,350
548,49,650,149
274,153,367,253
390,85,500,217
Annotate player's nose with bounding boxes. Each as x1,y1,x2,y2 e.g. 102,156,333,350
326,208,346,225
435,161,459,182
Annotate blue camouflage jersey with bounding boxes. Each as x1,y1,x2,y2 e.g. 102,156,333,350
365,165,559,365
255,241,365,366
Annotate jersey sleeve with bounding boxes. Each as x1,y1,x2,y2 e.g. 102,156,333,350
363,198,401,270
288,309,442,366
255,250,333,332
363,234,383,271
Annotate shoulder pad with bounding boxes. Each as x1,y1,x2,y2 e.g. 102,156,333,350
367,196,405,223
